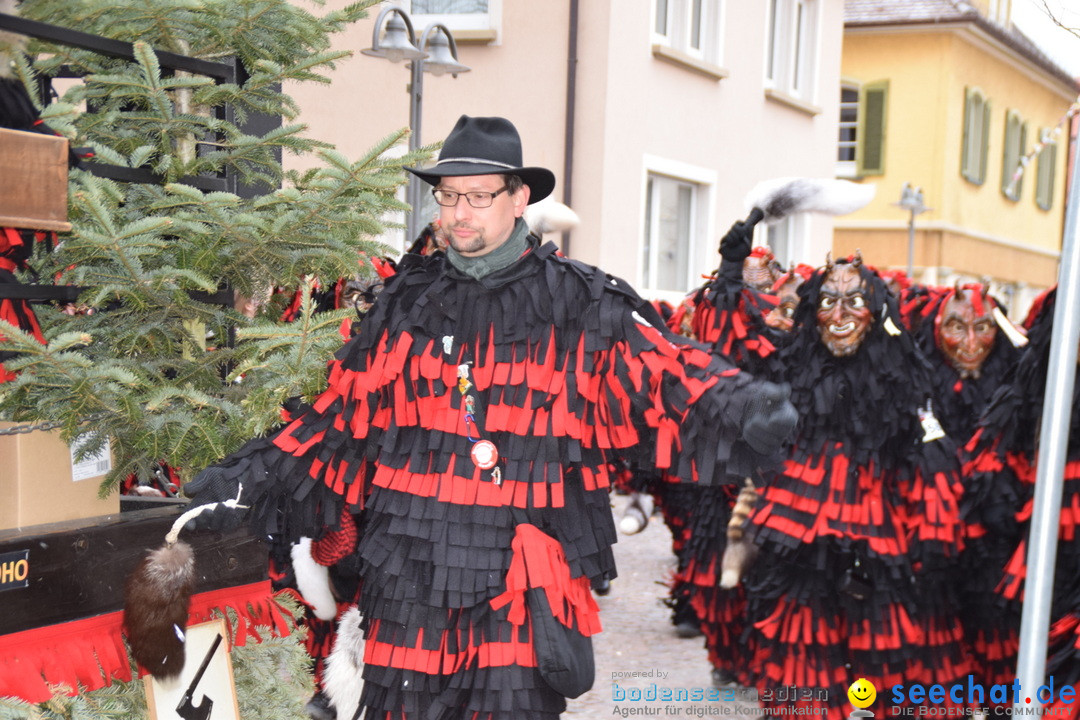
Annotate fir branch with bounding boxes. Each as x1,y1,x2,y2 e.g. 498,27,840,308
1,0,413,489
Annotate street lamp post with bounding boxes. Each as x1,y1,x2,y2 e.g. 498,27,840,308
362,5,470,244
893,183,930,279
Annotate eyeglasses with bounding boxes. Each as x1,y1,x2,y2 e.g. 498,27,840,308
432,186,509,208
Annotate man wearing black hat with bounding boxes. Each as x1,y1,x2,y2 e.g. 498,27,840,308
184,115,797,719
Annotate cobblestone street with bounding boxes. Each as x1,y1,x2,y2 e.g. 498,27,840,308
563,493,760,720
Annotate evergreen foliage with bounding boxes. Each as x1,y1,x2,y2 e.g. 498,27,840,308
0,0,431,491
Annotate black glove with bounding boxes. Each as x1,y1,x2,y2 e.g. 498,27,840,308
719,219,754,263
181,465,248,531
741,381,798,456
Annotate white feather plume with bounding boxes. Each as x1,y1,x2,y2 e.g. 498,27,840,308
744,178,876,224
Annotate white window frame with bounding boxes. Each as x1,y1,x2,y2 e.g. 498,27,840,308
759,214,806,269
836,82,859,178
641,155,717,303
652,0,724,65
402,0,501,36
765,0,820,102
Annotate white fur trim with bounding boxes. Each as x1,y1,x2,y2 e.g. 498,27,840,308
524,197,581,234
324,606,365,720
744,178,876,224
291,538,337,621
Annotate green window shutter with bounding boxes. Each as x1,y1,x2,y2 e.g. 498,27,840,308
1001,111,1018,198
857,80,888,176
1017,121,1028,198
1036,134,1057,211
1001,111,1026,200
979,98,991,184
961,87,989,185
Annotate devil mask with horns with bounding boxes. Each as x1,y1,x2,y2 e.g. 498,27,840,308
934,285,998,380
815,256,875,357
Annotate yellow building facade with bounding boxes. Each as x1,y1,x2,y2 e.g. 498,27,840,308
835,2,1078,317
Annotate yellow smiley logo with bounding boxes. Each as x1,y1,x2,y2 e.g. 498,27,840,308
848,678,877,709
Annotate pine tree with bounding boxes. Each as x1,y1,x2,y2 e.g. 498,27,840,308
0,0,430,492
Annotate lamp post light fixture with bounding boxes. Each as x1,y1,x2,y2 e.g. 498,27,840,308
362,5,471,244
893,182,930,279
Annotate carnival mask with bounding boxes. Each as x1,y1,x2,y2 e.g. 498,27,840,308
743,253,782,293
816,264,873,357
765,275,804,333
936,290,996,379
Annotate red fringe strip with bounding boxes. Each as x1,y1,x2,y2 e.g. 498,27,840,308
0,581,295,703
490,523,601,637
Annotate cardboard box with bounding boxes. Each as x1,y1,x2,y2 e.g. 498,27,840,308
0,127,71,232
0,423,118,530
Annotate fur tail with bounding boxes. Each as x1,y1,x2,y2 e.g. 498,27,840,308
291,537,338,621
719,479,758,589
122,540,196,679
524,197,580,235
323,606,365,720
744,178,876,224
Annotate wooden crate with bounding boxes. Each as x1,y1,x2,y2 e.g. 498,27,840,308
0,127,70,232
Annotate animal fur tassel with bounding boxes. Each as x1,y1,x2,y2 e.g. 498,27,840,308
719,479,759,589
523,197,580,234
123,540,196,679
122,484,248,679
744,177,876,225
323,605,365,720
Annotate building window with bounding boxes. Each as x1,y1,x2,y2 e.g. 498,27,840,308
1001,110,1027,202
653,0,722,63
761,214,804,269
836,80,888,177
642,157,715,299
836,84,859,177
1035,129,1057,211
644,175,696,294
858,81,888,176
961,87,991,185
406,0,500,35
766,0,819,101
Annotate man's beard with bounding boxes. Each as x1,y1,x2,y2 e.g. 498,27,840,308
447,224,485,254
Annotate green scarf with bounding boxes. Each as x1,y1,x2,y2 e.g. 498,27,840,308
446,218,531,280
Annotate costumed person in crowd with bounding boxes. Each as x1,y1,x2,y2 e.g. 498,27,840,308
654,220,794,683
910,283,1024,704
911,282,1025,445
182,115,798,720
960,285,1075,702
762,262,814,334
742,254,970,720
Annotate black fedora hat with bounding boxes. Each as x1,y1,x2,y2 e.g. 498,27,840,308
406,115,555,205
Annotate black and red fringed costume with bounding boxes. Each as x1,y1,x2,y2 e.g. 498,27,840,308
743,260,969,720
208,236,772,719
962,287,1080,699
661,249,791,682
911,284,1022,697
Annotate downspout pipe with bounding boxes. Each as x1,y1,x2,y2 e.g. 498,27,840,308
561,0,579,257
